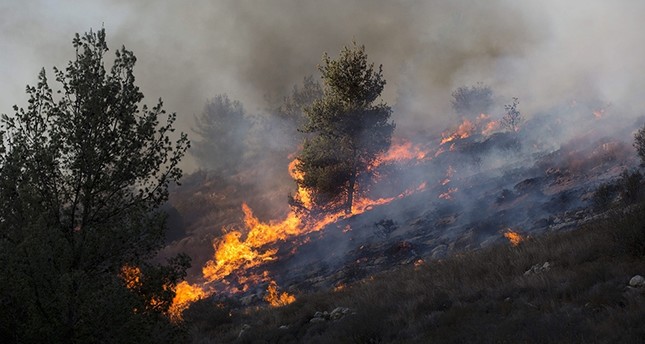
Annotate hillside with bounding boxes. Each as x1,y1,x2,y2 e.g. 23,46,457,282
183,204,645,343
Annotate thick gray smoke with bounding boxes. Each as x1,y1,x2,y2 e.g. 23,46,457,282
3,1,645,172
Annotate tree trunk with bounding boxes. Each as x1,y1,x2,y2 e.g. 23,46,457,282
346,172,355,214
345,152,357,214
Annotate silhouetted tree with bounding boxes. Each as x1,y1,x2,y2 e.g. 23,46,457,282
634,123,645,165
451,83,494,118
191,95,251,173
501,97,523,133
295,43,394,214
0,29,189,343
275,75,323,130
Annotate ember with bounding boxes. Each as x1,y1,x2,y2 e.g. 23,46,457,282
503,228,524,246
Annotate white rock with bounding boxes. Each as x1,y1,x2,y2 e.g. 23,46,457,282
629,275,645,288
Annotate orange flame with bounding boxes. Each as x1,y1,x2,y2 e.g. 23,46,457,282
378,138,428,163
264,280,296,307
503,228,524,246
441,119,474,145
438,187,458,200
168,281,207,322
120,265,142,289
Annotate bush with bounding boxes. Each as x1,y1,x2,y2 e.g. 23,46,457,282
618,170,643,205
592,182,619,210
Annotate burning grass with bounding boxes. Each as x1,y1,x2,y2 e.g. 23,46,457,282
187,204,645,343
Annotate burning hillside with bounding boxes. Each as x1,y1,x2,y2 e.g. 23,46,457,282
162,98,640,319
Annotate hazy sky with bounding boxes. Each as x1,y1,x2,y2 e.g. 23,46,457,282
2,0,645,169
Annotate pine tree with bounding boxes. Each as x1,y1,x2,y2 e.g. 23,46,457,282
295,43,394,214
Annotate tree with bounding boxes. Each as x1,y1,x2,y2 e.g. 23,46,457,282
501,97,523,133
275,75,323,129
634,123,645,165
451,83,494,118
191,94,250,173
0,29,189,343
295,43,394,214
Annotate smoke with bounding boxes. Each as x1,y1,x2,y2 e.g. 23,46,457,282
3,1,645,168
3,0,645,284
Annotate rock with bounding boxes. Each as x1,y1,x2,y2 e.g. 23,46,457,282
431,245,447,259
313,311,324,318
524,262,551,276
310,317,325,323
629,275,645,288
479,236,498,249
279,325,289,330
330,306,350,320
238,324,251,339
240,294,257,306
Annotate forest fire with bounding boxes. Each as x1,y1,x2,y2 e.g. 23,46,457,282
169,281,207,321
438,187,458,200
503,229,524,246
264,280,296,307
441,119,474,145
166,140,436,318
379,138,429,163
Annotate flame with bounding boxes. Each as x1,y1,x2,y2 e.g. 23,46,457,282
481,120,500,136
264,280,296,307
438,187,458,200
593,109,605,119
289,159,312,209
503,228,524,246
120,265,142,289
168,281,207,322
378,138,428,163
441,119,474,145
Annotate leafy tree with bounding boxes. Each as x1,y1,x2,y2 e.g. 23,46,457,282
451,83,494,118
0,29,189,343
191,94,250,173
501,97,523,133
295,43,394,214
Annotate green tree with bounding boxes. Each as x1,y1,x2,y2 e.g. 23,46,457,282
295,43,394,214
0,29,189,343
191,94,250,173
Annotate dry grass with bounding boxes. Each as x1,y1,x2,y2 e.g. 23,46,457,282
186,205,645,343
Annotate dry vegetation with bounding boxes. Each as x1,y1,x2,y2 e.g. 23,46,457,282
184,202,645,343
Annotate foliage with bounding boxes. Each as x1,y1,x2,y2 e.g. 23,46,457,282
634,123,645,165
191,94,251,173
618,169,643,205
501,97,523,133
592,182,618,210
295,43,394,214
0,29,189,343
274,75,323,131
451,83,494,118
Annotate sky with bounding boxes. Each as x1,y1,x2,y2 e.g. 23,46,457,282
2,0,645,170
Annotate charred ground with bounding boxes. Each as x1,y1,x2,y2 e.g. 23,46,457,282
160,99,645,342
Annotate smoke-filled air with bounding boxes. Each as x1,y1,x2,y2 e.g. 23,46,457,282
2,1,645,342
